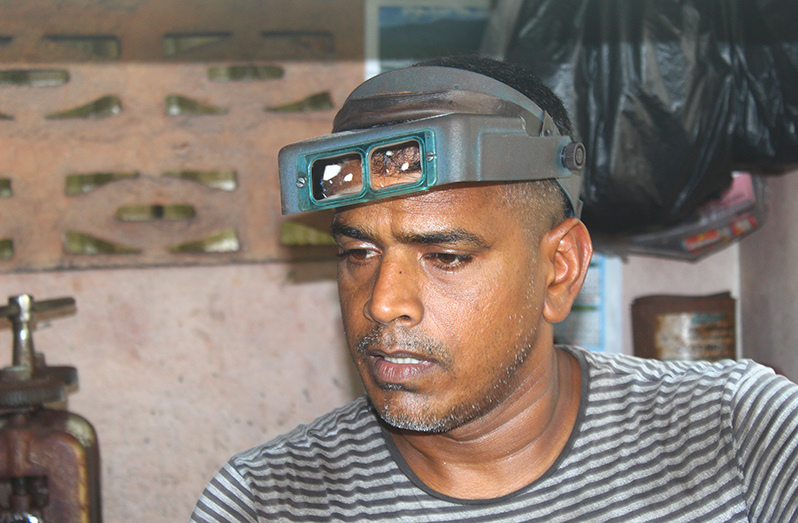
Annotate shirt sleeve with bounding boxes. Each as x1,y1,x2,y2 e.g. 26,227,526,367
189,461,258,523
730,361,798,522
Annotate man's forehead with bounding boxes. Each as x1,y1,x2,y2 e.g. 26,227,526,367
334,183,501,218
331,183,516,240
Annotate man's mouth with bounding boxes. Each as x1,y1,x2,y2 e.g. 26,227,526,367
382,354,425,365
368,352,434,385
355,327,453,386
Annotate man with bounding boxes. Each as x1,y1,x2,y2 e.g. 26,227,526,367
191,57,798,522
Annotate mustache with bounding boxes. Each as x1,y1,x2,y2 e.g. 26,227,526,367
355,326,453,368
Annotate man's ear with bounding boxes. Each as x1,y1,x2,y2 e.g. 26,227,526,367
540,218,593,324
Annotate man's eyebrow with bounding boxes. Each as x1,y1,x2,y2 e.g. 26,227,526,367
398,229,488,248
331,221,487,248
330,222,374,242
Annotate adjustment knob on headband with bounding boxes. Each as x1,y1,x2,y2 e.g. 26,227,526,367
561,142,586,171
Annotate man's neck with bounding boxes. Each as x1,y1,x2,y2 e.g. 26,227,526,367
387,347,582,499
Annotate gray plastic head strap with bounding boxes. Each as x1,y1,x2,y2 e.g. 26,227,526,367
334,66,549,131
334,89,540,133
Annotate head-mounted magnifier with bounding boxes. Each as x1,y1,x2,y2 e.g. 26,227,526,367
278,66,585,216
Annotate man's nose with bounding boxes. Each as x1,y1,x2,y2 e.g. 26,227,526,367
364,255,423,326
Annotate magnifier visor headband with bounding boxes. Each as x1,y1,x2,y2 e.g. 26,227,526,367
278,66,585,215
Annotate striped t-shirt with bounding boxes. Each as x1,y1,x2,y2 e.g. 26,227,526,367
190,346,798,522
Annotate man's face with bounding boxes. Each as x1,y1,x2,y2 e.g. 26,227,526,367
333,184,552,433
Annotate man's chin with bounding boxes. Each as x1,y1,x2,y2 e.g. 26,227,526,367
378,382,408,392
378,410,453,434
367,395,460,434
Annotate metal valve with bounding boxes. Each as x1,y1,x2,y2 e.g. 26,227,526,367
0,295,78,410
0,294,101,522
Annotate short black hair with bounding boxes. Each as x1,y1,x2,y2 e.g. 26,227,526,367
414,55,573,137
415,55,576,219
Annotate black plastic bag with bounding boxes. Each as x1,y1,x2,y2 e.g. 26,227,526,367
729,0,798,169
500,0,797,236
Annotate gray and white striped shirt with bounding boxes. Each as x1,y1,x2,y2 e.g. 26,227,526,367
190,346,798,522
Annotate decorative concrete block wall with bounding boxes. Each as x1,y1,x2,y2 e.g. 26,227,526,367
0,2,365,520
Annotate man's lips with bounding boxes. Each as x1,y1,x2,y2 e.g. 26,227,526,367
355,327,453,386
382,354,426,365
367,350,436,384
369,349,432,363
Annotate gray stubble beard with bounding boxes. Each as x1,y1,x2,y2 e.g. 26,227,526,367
355,325,536,434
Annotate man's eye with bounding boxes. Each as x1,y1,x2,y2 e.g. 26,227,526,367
427,252,472,269
337,248,374,262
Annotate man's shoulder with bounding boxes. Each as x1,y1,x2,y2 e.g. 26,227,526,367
561,344,779,403
230,396,385,470
191,399,408,521
564,344,763,381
